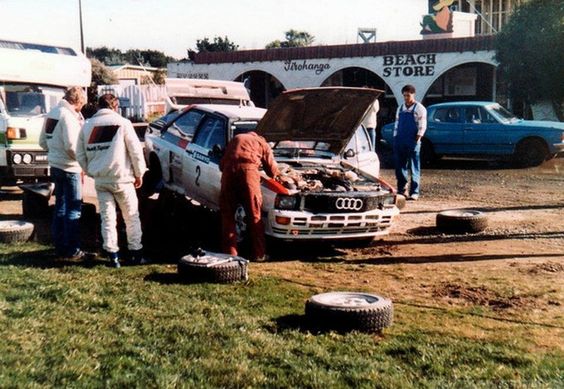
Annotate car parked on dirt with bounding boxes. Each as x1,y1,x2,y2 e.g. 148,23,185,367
144,87,401,243
381,101,564,167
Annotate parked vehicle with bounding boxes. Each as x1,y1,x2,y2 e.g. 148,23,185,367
144,87,399,243
381,101,564,167
0,39,91,185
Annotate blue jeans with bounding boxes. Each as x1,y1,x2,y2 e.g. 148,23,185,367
393,141,421,196
51,167,82,256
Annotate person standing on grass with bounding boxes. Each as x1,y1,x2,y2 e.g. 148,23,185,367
393,84,427,201
76,94,147,268
39,86,86,259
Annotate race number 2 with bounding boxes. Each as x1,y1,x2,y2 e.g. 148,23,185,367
195,165,201,186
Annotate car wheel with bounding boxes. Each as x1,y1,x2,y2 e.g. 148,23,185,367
306,292,393,333
139,155,163,198
421,138,437,167
513,138,548,167
178,252,248,283
234,205,248,243
0,220,35,243
436,209,488,233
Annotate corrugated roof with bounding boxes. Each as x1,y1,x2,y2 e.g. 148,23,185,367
192,35,496,64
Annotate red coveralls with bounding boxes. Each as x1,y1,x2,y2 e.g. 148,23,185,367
219,131,280,260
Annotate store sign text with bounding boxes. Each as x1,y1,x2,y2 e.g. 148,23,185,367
284,60,330,75
177,72,209,79
383,54,436,77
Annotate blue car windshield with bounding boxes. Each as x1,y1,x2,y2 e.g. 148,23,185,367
489,104,518,123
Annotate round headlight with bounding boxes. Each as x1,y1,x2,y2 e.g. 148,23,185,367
275,195,298,210
12,153,22,164
22,154,33,164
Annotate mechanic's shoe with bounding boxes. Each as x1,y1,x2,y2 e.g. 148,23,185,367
254,255,269,262
108,252,121,268
409,194,420,201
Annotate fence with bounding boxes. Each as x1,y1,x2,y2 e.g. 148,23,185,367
97,84,167,121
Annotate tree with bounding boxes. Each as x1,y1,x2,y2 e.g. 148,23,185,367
87,47,176,68
266,29,315,49
196,36,238,53
495,0,563,116
82,58,119,118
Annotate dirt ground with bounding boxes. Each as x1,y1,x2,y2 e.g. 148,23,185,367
1,156,563,346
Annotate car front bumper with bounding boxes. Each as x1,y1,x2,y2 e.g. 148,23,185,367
265,206,399,240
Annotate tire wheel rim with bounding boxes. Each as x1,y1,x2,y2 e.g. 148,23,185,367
234,205,247,243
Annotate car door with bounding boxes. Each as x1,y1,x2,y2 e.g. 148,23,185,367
343,126,380,177
160,109,204,193
427,106,465,154
462,106,507,155
183,114,227,210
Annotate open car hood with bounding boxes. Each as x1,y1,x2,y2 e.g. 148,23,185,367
255,87,382,154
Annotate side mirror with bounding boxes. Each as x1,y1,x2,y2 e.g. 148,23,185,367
344,149,356,159
210,144,224,158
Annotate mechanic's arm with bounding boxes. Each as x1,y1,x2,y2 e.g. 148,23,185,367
63,114,82,160
76,127,88,173
261,141,281,179
415,104,428,143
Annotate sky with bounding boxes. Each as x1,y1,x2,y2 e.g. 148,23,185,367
1,0,428,59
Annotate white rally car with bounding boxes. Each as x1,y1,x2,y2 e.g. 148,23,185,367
144,87,401,242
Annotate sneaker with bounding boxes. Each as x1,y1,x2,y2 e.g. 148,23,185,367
129,249,149,265
108,252,121,268
409,194,420,201
67,249,85,260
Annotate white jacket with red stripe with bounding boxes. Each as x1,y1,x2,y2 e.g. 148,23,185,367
39,99,83,173
76,109,146,184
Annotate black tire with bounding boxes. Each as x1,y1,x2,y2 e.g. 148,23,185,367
305,292,393,333
420,138,437,167
22,190,51,219
513,138,549,167
436,209,488,233
0,220,35,243
178,254,248,283
139,155,163,198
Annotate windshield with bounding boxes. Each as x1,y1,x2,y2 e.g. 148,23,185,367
271,140,334,159
0,83,65,117
488,104,518,123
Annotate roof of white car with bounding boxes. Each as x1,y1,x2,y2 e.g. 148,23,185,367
196,104,266,121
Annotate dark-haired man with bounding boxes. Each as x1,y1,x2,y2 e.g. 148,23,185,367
393,84,427,200
76,94,146,267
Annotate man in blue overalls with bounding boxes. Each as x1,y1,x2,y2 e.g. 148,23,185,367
393,84,427,200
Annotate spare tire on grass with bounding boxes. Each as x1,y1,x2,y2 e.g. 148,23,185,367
178,250,248,283
305,292,393,333
436,209,488,233
0,220,35,243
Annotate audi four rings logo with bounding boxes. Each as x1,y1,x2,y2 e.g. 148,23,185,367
335,198,364,210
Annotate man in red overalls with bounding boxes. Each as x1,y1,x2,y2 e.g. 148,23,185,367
219,130,280,262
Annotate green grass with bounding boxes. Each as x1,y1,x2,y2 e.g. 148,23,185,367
0,243,562,388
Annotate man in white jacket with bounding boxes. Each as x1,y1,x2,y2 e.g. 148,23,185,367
39,86,86,259
77,94,147,268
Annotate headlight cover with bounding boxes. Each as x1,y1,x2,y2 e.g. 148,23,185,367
275,195,299,210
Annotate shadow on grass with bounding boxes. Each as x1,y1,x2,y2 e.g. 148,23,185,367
0,248,108,268
144,270,233,285
270,314,387,336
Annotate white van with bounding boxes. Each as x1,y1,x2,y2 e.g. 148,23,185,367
0,40,91,185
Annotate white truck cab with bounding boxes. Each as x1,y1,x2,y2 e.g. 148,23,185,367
0,40,91,185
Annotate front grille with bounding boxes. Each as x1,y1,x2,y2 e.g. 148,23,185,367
303,193,390,213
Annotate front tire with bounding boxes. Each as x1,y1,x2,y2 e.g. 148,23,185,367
513,138,548,167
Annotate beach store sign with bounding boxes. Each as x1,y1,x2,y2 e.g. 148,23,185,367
383,54,436,77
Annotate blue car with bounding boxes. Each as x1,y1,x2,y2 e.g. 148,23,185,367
381,102,564,167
